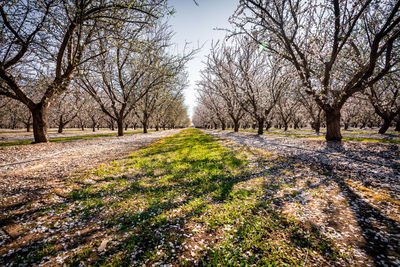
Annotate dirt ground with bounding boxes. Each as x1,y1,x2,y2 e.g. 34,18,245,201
0,130,180,214
206,130,400,266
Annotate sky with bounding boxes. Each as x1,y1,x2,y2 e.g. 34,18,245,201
168,0,239,119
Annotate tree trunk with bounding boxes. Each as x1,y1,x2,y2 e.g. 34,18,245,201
344,122,349,130
143,120,148,133
92,124,96,132
233,121,240,132
257,118,264,135
378,118,391,134
117,117,124,136
58,123,64,134
26,123,31,132
221,121,226,131
284,123,288,132
265,121,272,131
156,125,159,131
325,110,342,141
31,104,49,143
395,118,400,132
81,124,84,131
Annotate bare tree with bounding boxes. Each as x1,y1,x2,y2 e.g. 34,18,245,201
50,88,85,133
233,39,286,135
231,0,400,141
79,21,176,136
202,42,246,132
0,0,165,142
366,72,400,133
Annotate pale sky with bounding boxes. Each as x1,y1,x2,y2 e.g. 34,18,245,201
168,0,239,119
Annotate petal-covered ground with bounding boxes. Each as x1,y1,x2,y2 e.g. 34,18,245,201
0,129,399,266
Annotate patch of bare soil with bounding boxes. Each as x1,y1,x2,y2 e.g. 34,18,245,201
207,130,400,266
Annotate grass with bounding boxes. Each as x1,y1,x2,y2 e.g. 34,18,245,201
2,129,348,266
234,129,400,144
0,130,154,147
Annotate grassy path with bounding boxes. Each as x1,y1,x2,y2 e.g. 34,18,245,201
2,129,375,265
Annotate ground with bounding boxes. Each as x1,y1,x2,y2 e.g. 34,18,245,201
0,128,399,266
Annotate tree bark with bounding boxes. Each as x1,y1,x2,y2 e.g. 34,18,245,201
257,118,264,135
31,104,49,143
378,118,391,134
117,117,124,136
156,125,159,131
395,118,400,132
143,120,148,133
58,115,64,133
58,123,64,134
233,121,240,132
221,121,226,131
265,121,272,131
325,110,342,141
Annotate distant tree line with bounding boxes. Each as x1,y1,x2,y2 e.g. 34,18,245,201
193,0,400,141
0,0,191,142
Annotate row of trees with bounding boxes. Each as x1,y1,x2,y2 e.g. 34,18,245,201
194,0,400,141
0,91,190,133
0,0,191,143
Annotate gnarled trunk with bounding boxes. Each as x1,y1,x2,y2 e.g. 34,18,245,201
31,104,49,143
396,118,400,132
325,109,342,141
265,121,272,131
117,117,124,136
143,120,148,133
221,121,226,131
378,118,391,134
58,123,64,133
257,118,264,135
233,120,240,132
58,115,64,133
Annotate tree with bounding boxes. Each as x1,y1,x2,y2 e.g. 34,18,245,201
232,38,286,135
50,88,85,133
202,42,246,132
197,84,228,130
79,20,191,136
0,0,165,142
276,92,299,132
366,72,400,133
231,0,400,141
